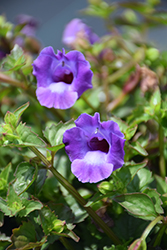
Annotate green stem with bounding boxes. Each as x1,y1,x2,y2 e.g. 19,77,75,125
107,92,126,112
153,222,167,247
0,72,27,89
159,125,166,178
141,215,164,241
30,147,122,245
59,237,75,250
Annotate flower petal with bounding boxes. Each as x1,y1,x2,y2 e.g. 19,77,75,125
63,127,89,161
75,113,100,136
65,50,93,92
107,133,125,171
71,151,113,183
62,19,85,45
36,82,78,109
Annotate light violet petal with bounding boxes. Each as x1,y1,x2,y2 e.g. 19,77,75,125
36,83,78,109
71,151,113,183
62,18,99,47
62,19,85,46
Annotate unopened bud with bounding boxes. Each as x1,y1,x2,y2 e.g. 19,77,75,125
123,9,138,23
99,48,115,62
146,48,159,62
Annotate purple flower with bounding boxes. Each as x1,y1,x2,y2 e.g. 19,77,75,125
62,18,99,48
63,113,125,183
32,47,93,109
15,14,38,37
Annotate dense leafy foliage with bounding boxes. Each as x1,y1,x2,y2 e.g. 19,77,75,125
0,0,167,249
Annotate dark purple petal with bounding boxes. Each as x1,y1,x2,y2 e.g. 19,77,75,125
32,47,93,109
88,137,109,153
107,133,125,171
63,127,89,161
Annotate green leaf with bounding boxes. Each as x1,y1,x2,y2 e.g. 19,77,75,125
0,211,4,227
46,144,64,152
103,243,128,250
13,162,37,195
65,194,88,223
15,122,46,147
92,162,148,205
145,11,167,25
129,141,148,156
143,188,164,214
2,44,26,71
40,206,64,235
0,233,11,249
7,221,46,250
43,120,75,152
0,15,13,36
13,102,29,124
155,175,167,205
127,167,153,192
113,212,148,242
0,162,11,192
82,3,116,18
110,116,137,140
48,203,74,224
4,185,24,217
150,87,161,114
114,193,158,220
0,162,11,180
127,105,151,127
4,112,17,130
115,161,148,189
118,2,153,14
18,199,43,217
28,168,47,195
3,102,29,131
0,198,11,216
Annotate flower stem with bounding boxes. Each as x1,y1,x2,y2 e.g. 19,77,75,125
141,215,164,241
30,146,122,245
59,237,75,250
107,92,126,112
159,125,166,178
153,220,167,247
0,72,27,89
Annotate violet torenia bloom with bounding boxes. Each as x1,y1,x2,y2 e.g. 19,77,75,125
32,47,93,109
63,113,125,183
15,14,38,37
62,18,99,48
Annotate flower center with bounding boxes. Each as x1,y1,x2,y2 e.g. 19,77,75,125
53,63,74,84
89,137,109,153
